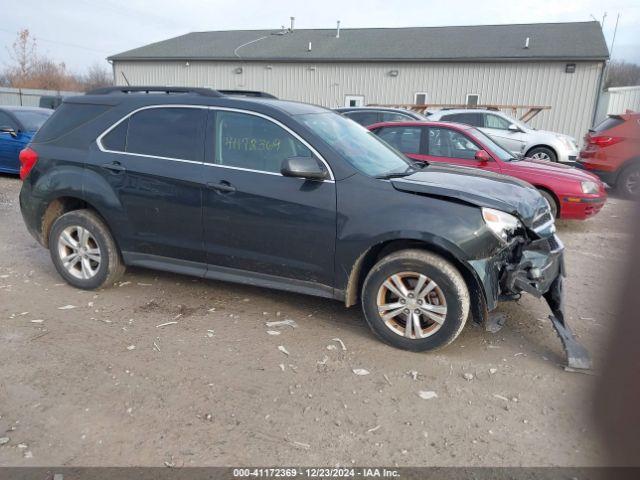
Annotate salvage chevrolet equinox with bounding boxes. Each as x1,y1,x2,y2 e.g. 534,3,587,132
18,87,590,369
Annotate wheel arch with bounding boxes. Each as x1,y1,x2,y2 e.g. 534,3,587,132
344,238,488,325
41,195,116,249
531,185,560,217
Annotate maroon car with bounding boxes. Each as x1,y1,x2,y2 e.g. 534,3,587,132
369,121,607,219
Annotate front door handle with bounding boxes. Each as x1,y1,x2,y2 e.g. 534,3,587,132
207,181,236,193
102,161,126,173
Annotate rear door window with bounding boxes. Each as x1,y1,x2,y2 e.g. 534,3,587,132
125,107,207,161
377,126,422,154
440,112,484,127
214,111,312,174
344,111,380,126
380,112,413,122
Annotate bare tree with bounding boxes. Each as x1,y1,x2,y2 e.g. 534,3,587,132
80,63,113,90
605,60,640,88
5,29,38,86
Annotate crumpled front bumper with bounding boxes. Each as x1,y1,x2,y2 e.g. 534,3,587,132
470,233,591,370
502,234,564,300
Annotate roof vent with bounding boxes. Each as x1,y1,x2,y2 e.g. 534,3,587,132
336,20,341,38
524,37,530,49
308,42,312,52
290,16,295,32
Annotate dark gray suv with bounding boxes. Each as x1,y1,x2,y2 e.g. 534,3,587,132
18,87,589,368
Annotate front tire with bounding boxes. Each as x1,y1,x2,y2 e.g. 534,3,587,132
361,249,470,352
49,209,125,289
616,163,640,199
528,146,557,162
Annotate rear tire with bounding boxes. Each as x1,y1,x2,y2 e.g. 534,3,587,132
528,146,557,163
616,163,640,199
49,209,125,290
361,249,470,352
537,189,559,218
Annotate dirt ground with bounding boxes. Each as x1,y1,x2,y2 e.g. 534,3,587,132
0,174,635,467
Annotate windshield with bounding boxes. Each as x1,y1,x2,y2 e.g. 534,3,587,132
12,110,52,131
298,112,412,177
468,128,516,161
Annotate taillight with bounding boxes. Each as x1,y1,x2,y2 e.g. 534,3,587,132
19,147,38,180
587,136,623,148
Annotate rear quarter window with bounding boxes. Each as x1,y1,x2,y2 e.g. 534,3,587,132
33,103,110,143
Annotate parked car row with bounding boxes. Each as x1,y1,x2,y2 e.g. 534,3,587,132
338,105,639,200
15,86,590,368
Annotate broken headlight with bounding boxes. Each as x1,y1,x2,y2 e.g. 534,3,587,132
482,208,522,243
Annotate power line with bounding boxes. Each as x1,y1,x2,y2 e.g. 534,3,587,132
0,28,110,55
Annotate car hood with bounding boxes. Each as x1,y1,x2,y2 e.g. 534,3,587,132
391,164,548,227
508,158,601,182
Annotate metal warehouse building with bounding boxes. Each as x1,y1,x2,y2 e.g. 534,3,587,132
109,21,609,140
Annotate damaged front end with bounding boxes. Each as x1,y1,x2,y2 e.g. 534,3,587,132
471,207,592,370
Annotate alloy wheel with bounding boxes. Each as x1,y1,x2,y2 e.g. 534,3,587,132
531,152,551,161
57,226,101,280
376,271,448,339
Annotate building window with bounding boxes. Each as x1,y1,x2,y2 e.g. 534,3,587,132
344,95,364,107
466,94,480,107
415,93,428,105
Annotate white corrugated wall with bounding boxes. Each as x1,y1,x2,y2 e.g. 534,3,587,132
606,85,640,115
113,60,604,140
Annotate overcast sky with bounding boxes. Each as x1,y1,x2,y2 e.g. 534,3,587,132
1,0,638,73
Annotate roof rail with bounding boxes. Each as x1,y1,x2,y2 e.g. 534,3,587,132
86,86,223,97
218,89,277,99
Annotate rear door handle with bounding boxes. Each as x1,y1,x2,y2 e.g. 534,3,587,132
102,161,126,173
207,181,236,193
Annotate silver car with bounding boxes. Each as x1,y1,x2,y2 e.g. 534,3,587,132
427,109,579,163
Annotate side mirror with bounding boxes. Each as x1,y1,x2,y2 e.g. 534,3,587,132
475,150,492,163
0,126,17,138
508,124,521,132
281,156,328,181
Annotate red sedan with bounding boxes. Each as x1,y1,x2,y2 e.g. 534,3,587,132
369,121,607,219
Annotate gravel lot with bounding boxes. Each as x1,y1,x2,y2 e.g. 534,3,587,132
0,173,634,467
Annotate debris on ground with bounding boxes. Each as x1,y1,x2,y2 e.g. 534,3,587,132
352,368,370,376
367,425,381,433
489,368,498,375
155,321,178,328
0,437,9,446
30,319,44,323
153,341,161,352
126,345,136,351
407,370,418,380
463,372,474,381
383,374,392,386
206,330,215,338
265,319,297,329
493,394,510,402
57,305,76,310
332,338,347,351
326,344,337,350
278,346,290,356
418,391,438,400
266,330,281,336
23,450,33,459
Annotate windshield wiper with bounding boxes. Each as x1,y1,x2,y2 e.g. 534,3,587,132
375,165,421,179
